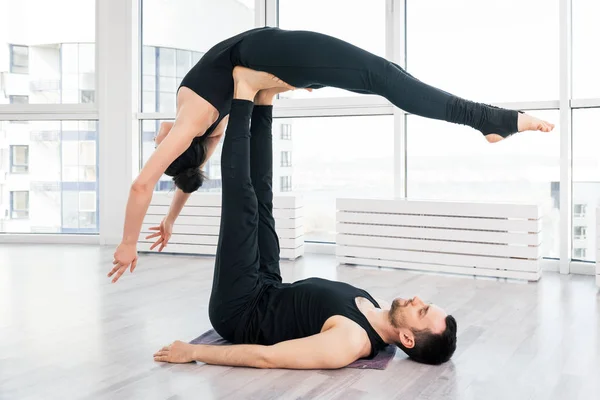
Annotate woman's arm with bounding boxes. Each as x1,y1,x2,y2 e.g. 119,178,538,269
120,119,200,245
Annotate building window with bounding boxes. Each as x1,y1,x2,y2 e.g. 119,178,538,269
573,204,587,218
280,176,292,192
10,45,29,74
10,191,29,219
281,151,292,167
10,145,29,173
9,95,29,104
573,248,587,259
80,90,95,104
281,124,292,140
573,226,587,240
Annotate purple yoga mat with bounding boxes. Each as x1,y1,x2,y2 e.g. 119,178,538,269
190,329,396,370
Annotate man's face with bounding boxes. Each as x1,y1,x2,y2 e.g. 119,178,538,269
390,296,447,335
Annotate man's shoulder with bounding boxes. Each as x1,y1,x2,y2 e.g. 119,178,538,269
327,316,373,357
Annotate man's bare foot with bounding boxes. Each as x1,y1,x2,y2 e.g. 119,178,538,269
485,113,555,143
153,340,196,364
233,66,295,101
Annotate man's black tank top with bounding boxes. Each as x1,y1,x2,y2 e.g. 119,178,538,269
240,277,389,358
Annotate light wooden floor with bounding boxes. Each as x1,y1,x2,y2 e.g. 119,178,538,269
1,244,599,400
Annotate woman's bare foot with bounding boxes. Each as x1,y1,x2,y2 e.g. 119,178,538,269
153,340,196,364
517,113,555,133
485,113,555,143
255,87,313,105
233,66,295,101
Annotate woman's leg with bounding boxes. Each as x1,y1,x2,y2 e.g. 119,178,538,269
208,99,261,340
208,68,292,341
250,91,282,284
237,29,553,138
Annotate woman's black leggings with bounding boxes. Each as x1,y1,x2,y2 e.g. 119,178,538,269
235,28,518,137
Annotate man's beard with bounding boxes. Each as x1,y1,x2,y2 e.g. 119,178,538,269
389,298,406,329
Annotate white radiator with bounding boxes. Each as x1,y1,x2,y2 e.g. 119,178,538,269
336,198,544,281
138,193,304,260
597,207,600,287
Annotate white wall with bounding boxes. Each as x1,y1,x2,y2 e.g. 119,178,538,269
2,0,95,46
142,0,254,51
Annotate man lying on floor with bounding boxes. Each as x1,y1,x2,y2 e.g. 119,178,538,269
152,79,457,369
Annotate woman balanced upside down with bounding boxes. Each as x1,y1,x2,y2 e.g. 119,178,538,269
108,26,554,284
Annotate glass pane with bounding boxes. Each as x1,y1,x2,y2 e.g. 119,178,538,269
0,120,99,233
275,115,394,242
176,49,192,79
572,108,600,262
158,92,176,113
158,48,176,77
407,0,559,103
0,0,95,104
141,0,255,112
278,0,386,99
573,0,600,99
407,110,561,258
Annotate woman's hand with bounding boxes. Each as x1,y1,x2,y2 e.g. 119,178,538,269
108,242,138,283
146,217,174,252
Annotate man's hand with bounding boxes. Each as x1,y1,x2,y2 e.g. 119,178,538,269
145,216,173,252
108,242,138,283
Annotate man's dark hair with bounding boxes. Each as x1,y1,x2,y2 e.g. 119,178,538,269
397,315,457,365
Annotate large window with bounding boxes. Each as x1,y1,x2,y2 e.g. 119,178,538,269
572,0,600,99
278,0,386,99
407,110,561,258
0,120,99,234
276,115,394,242
407,0,559,103
572,109,600,262
141,0,255,113
0,0,95,105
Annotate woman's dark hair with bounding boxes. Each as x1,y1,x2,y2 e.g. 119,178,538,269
164,137,208,193
397,315,457,365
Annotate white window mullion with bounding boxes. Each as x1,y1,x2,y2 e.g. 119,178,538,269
265,0,278,27
559,0,573,274
97,0,138,245
255,0,267,27
571,98,600,109
388,0,407,198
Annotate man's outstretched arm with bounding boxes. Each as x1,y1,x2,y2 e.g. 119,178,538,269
154,326,369,370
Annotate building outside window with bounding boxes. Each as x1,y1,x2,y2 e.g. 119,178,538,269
10,145,29,173
573,204,587,218
10,191,29,219
573,248,587,259
10,44,29,74
280,176,292,192
281,151,292,167
281,124,292,140
574,226,587,240
9,95,29,104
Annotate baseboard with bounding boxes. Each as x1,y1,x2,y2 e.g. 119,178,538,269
0,234,100,245
304,242,335,255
